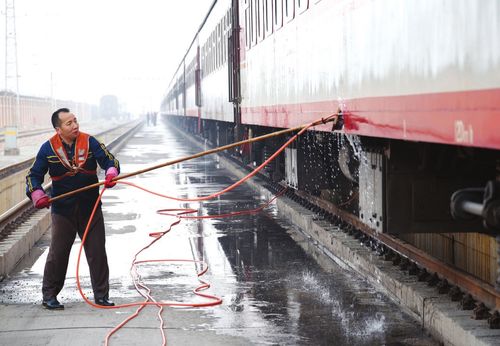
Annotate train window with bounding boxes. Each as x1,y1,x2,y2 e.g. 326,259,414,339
215,23,220,69
284,0,294,22
205,43,208,75
205,40,209,74
206,40,209,74
212,32,215,72
226,30,229,62
274,0,283,30
264,0,273,37
191,61,195,86
214,30,217,70
214,27,218,70
214,29,217,70
210,32,214,72
222,32,225,65
208,36,212,74
203,46,206,74
206,41,209,72
257,0,265,42
220,22,223,67
220,23,224,65
251,0,258,47
296,0,308,13
220,22,224,66
201,46,205,76
245,0,251,49
221,30,224,66
220,20,224,65
175,83,179,110
224,25,227,64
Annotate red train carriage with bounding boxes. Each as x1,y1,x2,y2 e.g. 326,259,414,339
162,0,500,286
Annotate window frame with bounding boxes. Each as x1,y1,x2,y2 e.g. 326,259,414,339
284,0,295,23
244,0,251,49
296,0,309,14
264,0,274,37
251,0,258,47
274,0,283,30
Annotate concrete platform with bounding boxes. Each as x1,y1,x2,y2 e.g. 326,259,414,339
0,303,250,346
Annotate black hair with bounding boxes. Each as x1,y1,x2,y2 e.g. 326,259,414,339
51,108,70,128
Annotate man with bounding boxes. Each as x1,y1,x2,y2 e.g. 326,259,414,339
26,108,119,310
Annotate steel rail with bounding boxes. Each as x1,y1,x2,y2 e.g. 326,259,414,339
0,121,139,180
295,190,500,310
0,120,143,237
0,128,53,142
0,120,124,142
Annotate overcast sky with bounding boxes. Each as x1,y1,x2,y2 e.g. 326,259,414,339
1,0,212,113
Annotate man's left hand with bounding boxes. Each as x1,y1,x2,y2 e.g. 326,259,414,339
104,167,118,188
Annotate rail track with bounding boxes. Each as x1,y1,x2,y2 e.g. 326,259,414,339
204,133,500,329
0,127,55,143
0,120,144,277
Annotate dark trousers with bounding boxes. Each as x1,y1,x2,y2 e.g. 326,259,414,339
42,206,110,301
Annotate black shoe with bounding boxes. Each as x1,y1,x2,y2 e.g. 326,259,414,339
42,297,64,310
95,297,115,307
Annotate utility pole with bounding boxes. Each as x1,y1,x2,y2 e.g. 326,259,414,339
4,0,20,155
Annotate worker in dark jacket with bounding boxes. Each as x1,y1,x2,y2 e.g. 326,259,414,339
26,108,119,310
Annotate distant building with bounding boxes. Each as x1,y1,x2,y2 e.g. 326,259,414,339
0,91,94,130
99,95,119,119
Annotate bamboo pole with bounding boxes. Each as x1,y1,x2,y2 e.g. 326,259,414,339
48,116,337,203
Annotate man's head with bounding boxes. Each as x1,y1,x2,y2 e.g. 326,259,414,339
52,108,79,143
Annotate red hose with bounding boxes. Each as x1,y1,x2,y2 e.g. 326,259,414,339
75,115,335,345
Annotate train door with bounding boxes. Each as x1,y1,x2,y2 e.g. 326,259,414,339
228,0,242,142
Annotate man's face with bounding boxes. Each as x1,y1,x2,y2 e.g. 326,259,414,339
56,112,79,142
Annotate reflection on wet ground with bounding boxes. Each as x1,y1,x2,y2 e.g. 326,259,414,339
0,119,437,345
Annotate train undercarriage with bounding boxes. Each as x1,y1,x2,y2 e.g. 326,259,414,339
168,115,500,294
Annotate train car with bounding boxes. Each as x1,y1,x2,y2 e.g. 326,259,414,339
162,0,500,286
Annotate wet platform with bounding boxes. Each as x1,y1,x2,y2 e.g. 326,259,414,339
0,119,438,345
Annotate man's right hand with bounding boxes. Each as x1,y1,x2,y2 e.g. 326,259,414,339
31,189,50,209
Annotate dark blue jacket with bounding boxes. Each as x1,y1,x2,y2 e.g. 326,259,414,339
26,135,120,216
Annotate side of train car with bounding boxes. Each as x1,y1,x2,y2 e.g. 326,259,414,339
162,0,500,285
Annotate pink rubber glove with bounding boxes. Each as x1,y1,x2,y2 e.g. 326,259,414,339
31,189,50,209
104,167,118,188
